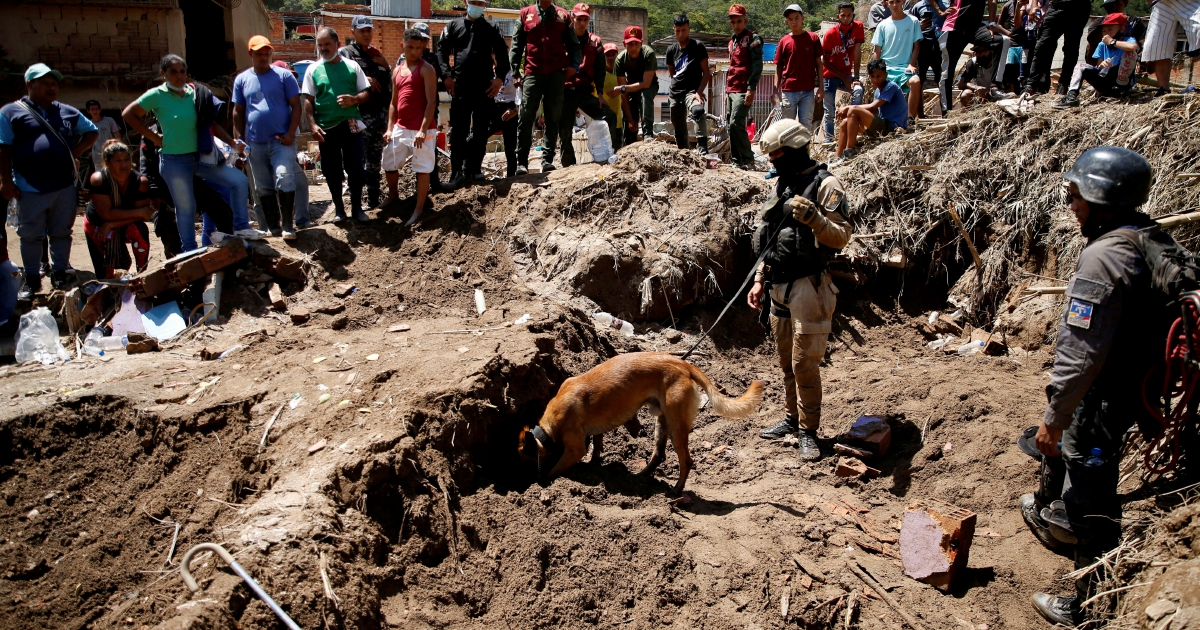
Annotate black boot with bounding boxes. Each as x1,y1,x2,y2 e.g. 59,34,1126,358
1032,593,1081,626
1020,493,1063,549
1052,90,1080,109
760,415,799,440
1041,501,1079,544
50,269,73,291
17,273,40,302
259,193,281,235
445,171,465,190
277,191,296,240
797,428,822,462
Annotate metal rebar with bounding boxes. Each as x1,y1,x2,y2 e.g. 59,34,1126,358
179,543,301,630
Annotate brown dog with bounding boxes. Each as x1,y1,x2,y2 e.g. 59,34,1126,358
519,352,765,494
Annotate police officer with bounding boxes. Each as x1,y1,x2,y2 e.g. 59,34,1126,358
1029,146,1161,626
510,0,582,175
746,118,852,461
339,15,392,210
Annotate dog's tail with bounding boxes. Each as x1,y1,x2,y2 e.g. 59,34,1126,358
686,363,765,419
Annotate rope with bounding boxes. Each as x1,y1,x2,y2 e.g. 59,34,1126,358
1141,292,1200,475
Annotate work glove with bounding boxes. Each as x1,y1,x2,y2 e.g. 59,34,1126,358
789,195,828,233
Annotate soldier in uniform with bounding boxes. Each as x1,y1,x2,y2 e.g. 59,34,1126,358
746,118,853,461
510,0,582,175
1028,146,1162,626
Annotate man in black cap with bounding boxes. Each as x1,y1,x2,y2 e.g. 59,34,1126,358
1027,146,1169,626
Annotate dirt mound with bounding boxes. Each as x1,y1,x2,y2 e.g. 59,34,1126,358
504,142,770,321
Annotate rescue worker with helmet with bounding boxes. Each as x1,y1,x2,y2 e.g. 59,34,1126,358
1027,146,1164,626
510,0,582,175
747,118,853,462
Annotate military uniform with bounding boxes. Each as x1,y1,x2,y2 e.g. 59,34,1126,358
510,2,582,171
756,165,852,433
559,29,611,167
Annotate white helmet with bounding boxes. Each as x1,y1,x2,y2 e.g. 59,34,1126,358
758,118,812,154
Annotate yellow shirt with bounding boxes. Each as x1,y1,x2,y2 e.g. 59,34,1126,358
601,70,623,129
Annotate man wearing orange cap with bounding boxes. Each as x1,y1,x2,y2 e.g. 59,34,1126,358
726,4,764,169
510,0,582,174
233,36,303,239
612,25,659,146
558,3,612,167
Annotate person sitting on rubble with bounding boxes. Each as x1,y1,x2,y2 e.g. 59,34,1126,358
833,59,909,161
1026,146,1163,627
1053,13,1139,109
746,118,852,462
84,140,154,280
955,43,1016,107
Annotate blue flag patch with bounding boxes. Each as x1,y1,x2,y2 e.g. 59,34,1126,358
1067,298,1093,330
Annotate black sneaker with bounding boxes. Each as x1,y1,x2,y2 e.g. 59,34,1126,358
351,208,371,223
515,165,529,176
541,162,557,173
17,274,40,302
1041,501,1078,544
445,172,465,190
1032,593,1082,626
1155,87,1171,97
50,270,73,291
797,428,822,462
760,415,798,440
332,208,347,223
1055,82,1068,96
1020,493,1062,549
1052,91,1080,109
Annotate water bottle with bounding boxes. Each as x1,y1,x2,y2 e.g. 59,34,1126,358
96,335,127,351
6,198,18,229
593,312,634,337
83,328,105,357
1084,447,1104,467
956,340,984,356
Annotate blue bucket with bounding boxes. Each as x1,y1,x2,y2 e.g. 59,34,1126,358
762,43,777,62
293,60,314,81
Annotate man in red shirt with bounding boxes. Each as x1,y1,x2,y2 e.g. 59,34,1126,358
775,4,824,132
510,0,582,175
821,2,865,141
726,4,764,170
558,3,611,167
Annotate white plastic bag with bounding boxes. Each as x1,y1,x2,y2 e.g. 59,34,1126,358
15,306,69,365
586,119,615,164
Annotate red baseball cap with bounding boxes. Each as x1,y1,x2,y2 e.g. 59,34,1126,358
572,3,592,17
728,4,748,16
623,25,643,43
1101,12,1127,29
603,42,619,54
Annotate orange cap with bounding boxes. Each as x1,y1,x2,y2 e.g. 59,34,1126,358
248,35,272,52
728,3,747,16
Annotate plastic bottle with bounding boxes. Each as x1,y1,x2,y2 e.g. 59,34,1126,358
6,198,18,229
956,340,984,356
1084,447,1104,467
593,312,634,337
96,335,127,351
83,329,105,357
585,119,614,164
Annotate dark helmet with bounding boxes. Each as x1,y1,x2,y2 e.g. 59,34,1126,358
1063,146,1153,207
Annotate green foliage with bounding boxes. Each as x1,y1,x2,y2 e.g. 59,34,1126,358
264,0,325,11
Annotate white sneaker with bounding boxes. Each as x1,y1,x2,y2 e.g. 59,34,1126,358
282,229,297,241
234,228,267,241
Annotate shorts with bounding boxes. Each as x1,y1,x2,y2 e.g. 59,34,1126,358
380,125,435,174
1141,0,1200,62
889,69,919,93
865,115,897,137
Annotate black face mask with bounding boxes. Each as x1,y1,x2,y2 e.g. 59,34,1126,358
770,148,808,177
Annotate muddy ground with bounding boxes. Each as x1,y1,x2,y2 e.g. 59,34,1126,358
0,141,1153,630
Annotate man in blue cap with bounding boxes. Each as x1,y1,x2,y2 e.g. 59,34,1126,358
0,63,99,301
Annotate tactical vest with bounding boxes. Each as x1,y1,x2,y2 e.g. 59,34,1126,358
520,4,572,76
566,31,603,90
752,168,833,285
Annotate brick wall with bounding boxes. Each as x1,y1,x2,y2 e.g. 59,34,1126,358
8,3,173,78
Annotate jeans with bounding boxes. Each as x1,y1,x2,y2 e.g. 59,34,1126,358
781,90,816,131
823,77,864,140
725,92,754,167
517,71,565,167
318,121,366,215
247,140,298,196
294,159,310,225
15,185,75,276
159,152,251,251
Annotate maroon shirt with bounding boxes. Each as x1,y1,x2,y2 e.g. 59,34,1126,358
775,31,822,92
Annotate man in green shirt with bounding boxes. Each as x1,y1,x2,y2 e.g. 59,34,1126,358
302,27,372,223
510,0,582,175
612,25,659,146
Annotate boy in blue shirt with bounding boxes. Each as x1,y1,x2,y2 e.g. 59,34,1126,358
834,59,908,161
233,36,303,239
1054,13,1138,108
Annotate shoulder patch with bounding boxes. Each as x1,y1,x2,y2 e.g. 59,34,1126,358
1066,299,1093,330
1065,276,1113,305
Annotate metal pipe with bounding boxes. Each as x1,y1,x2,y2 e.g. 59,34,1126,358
179,543,302,630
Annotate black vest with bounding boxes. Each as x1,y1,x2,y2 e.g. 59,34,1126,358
753,167,833,285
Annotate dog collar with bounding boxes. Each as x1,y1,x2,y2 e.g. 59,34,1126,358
532,425,564,478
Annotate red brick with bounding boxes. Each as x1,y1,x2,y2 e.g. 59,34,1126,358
117,22,139,35
16,4,40,19
114,63,132,73
60,5,83,20
96,22,119,37
68,34,89,48
75,62,95,74
45,33,69,48
38,49,62,63
59,48,80,62
900,499,977,592
120,49,141,63
74,20,98,36
41,5,62,20
93,62,114,74
149,36,168,49
110,36,129,48
99,50,120,63
130,36,150,49
82,7,106,20
90,35,112,49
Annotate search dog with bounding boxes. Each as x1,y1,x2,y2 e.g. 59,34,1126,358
519,352,765,495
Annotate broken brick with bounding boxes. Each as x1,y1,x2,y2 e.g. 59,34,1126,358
835,457,880,479
899,498,977,591
841,416,893,457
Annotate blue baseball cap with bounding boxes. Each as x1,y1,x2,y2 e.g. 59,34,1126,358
351,15,374,29
25,63,63,83
413,22,433,40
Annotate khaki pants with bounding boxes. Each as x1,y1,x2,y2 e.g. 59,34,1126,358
769,272,838,430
